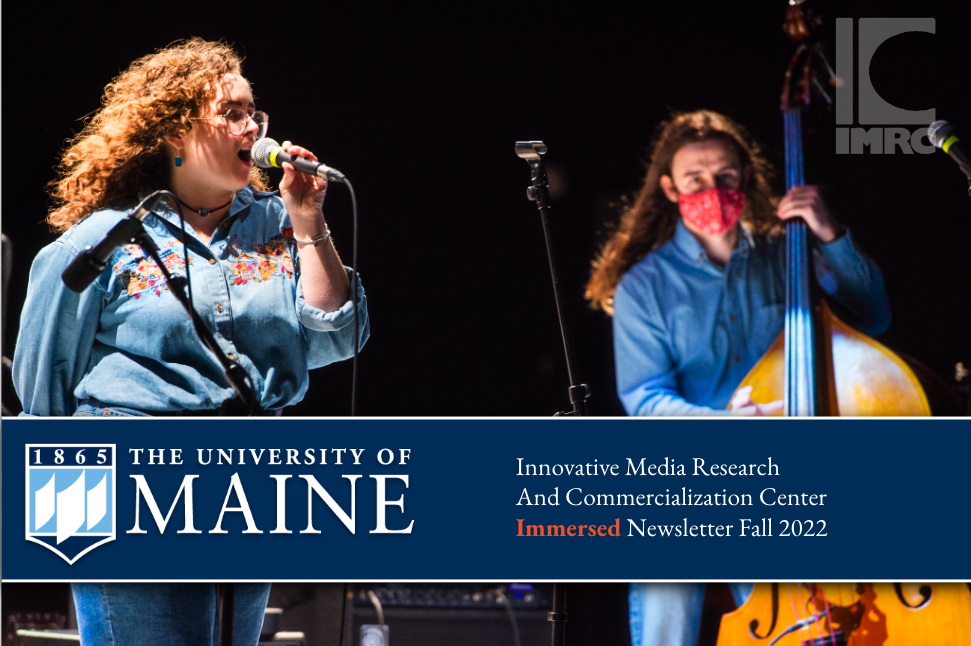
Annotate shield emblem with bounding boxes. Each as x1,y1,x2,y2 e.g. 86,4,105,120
26,444,116,564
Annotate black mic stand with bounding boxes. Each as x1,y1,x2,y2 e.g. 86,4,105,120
515,141,590,417
515,141,583,646
549,583,567,646
62,191,261,415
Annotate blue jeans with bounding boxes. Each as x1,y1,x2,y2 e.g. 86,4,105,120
629,583,754,646
72,583,271,646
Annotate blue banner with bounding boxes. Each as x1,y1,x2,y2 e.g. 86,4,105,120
4,418,969,580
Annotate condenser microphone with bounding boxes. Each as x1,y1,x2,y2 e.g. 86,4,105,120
928,121,971,178
252,138,346,183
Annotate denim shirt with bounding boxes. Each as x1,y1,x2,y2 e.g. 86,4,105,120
613,220,889,416
13,186,369,416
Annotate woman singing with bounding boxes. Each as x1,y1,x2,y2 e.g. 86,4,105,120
12,37,369,645
13,38,368,417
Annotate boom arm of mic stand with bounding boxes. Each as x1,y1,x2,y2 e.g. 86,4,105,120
516,141,591,416
128,216,262,415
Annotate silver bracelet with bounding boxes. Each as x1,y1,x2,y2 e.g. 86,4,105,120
293,225,332,247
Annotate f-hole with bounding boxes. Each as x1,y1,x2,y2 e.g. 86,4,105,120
748,582,780,639
894,583,932,609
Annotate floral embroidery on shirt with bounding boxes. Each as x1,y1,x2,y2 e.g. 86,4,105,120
227,228,295,286
113,242,191,298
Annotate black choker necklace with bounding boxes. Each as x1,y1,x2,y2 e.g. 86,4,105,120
176,193,235,218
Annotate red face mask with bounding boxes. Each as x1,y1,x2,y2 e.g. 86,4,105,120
678,188,746,235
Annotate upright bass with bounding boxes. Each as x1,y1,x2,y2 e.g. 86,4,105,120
717,4,971,645
733,1,929,416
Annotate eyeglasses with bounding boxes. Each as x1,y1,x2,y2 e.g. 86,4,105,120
192,108,268,138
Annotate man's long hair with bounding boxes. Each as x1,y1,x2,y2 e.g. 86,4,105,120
47,38,268,233
585,110,781,314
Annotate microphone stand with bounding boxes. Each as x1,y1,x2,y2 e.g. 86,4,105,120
548,582,567,646
515,141,590,417
62,191,261,415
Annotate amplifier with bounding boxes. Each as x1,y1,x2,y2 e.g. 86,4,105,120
343,583,554,646
351,583,552,609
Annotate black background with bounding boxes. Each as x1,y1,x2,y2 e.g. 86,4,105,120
3,0,971,416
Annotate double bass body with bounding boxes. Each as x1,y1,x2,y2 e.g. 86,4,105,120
716,583,971,646
737,300,930,416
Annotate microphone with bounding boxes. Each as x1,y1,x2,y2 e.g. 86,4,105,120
61,193,161,293
252,138,345,183
928,121,971,178
767,612,826,646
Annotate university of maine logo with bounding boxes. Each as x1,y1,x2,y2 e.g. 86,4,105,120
26,444,116,564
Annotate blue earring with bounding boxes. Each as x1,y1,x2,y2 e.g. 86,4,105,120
175,156,183,167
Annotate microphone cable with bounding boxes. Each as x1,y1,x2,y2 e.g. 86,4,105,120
172,177,362,416
252,137,361,414
136,190,196,312
336,582,349,646
495,589,522,646
366,590,385,626
157,189,259,414
176,199,195,313
345,177,361,417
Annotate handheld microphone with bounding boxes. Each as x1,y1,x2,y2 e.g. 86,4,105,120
928,121,971,178
252,138,346,183
61,193,161,293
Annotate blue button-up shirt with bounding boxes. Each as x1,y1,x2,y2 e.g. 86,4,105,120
613,220,889,416
14,186,369,416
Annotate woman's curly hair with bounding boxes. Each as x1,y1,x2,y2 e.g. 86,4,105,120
585,110,781,314
47,38,268,232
